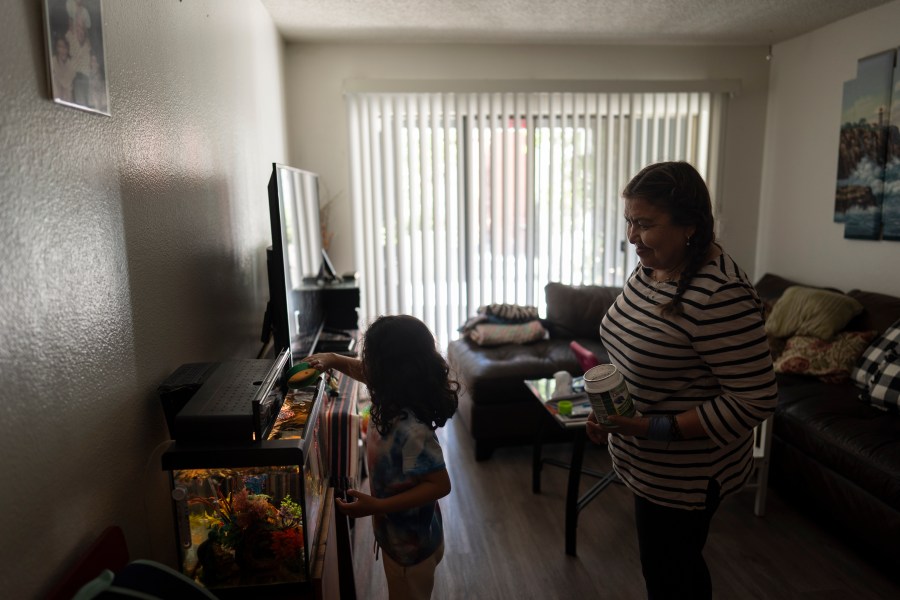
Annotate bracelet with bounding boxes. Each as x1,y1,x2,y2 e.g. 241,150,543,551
646,414,684,441
646,415,673,441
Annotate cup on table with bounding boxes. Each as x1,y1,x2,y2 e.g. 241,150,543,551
552,370,572,397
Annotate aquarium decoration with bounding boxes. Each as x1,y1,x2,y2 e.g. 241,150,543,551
175,467,308,589
834,48,900,241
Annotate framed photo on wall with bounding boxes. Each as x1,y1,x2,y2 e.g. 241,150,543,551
43,0,110,116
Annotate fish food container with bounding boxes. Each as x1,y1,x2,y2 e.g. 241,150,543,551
583,364,635,425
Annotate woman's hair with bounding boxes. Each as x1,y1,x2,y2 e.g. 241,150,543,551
622,161,716,316
361,315,459,436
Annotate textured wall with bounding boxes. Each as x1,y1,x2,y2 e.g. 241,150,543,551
757,0,900,295
0,1,286,597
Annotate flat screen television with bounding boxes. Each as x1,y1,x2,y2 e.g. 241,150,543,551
266,163,326,363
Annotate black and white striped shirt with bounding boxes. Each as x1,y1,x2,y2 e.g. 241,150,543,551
600,251,778,510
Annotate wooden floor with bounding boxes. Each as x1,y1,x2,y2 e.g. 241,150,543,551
348,415,900,599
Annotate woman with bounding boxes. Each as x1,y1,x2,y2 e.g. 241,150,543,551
587,161,777,599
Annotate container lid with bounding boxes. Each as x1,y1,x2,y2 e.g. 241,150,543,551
584,364,616,382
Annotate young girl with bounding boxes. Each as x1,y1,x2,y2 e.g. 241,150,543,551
304,315,458,599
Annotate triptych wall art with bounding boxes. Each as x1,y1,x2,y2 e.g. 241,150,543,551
834,48,900,241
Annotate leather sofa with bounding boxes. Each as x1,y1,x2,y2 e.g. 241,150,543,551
448,274,900,576
447,282,621,460
754,274,900,577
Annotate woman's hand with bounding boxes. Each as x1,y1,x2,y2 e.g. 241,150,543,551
586,412,650,444
336,488,381,518
585,412,609,445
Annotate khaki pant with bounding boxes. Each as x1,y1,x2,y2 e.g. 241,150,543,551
381,541,445,600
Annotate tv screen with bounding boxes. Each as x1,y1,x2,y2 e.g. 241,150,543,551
267,163,325,363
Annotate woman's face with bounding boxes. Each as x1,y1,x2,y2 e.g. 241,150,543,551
624,196,695,273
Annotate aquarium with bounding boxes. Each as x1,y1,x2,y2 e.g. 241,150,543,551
161,377,329,597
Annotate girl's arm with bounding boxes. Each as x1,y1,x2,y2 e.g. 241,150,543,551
336,468,451,518
304,352,367,384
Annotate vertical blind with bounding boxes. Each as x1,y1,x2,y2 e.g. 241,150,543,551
345,91,727,349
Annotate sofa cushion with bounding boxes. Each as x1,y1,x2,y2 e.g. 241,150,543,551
447,337,608,406
755,273,805,304
774,371,821,389
766,286,863,340
846,290,900,334
774,382,900,509
544,282,621,340
773,331,876,384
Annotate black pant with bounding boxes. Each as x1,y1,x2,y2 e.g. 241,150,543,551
633,480,721,600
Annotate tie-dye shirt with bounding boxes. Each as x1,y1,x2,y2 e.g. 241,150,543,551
367,409,446,566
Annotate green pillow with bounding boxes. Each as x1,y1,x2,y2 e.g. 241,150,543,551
765,286,863,340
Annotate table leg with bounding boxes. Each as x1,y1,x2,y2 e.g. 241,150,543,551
532,417,548,494
565,428,586,556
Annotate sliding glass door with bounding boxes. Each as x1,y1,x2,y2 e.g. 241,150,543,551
346,90,726,348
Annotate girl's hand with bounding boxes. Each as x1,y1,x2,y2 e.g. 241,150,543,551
586,412,650,443
301,352,367,384
335,489,381,518
303,353,337,372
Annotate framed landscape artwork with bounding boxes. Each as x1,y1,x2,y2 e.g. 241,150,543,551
43,0,110,116
885,56,900,240
833,49,898,240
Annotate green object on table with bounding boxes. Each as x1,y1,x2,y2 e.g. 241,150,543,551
558,400,573,416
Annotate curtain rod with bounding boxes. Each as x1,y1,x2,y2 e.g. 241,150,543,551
343,79,741,95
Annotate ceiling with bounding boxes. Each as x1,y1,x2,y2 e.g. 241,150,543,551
261,0,892,46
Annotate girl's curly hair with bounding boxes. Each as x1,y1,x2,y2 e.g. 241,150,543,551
622,161,716,317
361,315,459,436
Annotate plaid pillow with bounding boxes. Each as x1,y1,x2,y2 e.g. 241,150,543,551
851,318,900,410
869,350,900,411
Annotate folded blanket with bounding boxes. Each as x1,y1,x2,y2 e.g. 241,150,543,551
458,314,490,333
458,303,540,333
468,320,547,347
478,303,540,322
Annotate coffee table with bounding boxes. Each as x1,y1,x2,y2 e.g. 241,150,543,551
526,378,621,556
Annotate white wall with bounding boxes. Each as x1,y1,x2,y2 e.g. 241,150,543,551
757,0,900,296
283,43,771,281
0,1,286,597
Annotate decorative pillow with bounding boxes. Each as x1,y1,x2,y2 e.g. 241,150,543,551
570,340,601,373
773,331,877,384
851,318,900,404
468,320,547,347
765,286,863,340
869,352,900,411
